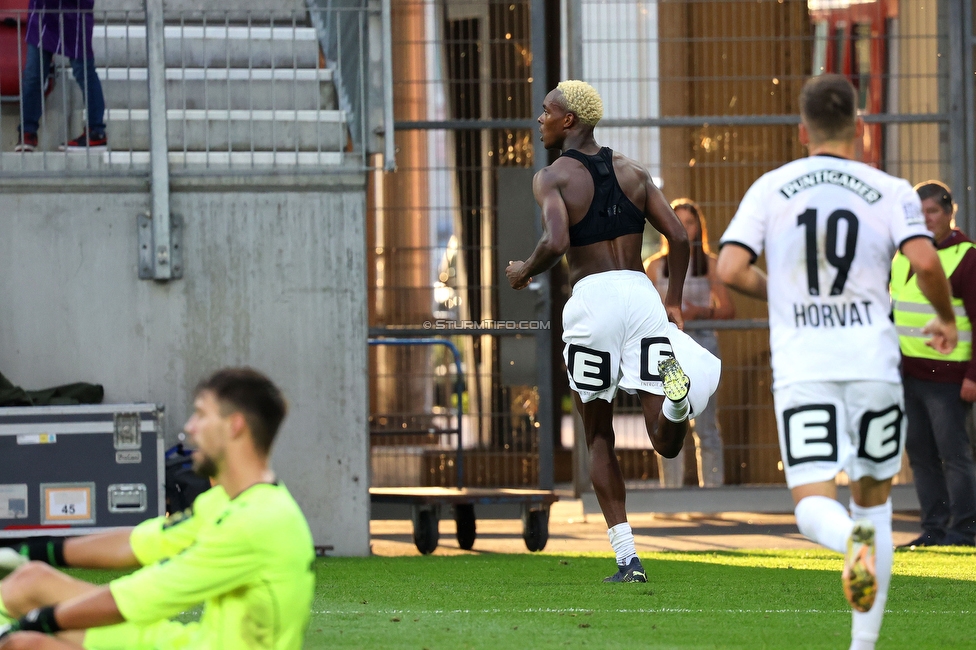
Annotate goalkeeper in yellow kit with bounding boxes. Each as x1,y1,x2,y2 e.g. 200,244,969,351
0,368,315,650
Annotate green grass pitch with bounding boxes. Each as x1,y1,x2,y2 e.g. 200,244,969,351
70,548,974,649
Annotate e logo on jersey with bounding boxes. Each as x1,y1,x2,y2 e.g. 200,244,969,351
567,344,611,391
639,337,674,382
858,405,903,462
783,404,838,466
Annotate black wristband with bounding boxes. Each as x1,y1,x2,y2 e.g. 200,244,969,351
21,538,66,567
19,606,62,635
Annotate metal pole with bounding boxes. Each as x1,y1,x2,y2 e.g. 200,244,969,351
565,0,588,497
947,0,968,221
380,0,395,171
530,0,553,490
963,0,976,234
145,0,172,280
567,0,582,79
393,113,945,132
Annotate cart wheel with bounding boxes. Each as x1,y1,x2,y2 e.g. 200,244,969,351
454,503,476,550
522,506,549,552
412,506,439,555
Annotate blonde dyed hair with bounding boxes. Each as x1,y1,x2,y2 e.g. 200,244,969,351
556,80,603,127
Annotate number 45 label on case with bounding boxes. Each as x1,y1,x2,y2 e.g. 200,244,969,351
41,483,95,525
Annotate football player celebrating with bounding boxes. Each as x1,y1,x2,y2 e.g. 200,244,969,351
508,80,721,583
718,74,957,650
0,368,315,650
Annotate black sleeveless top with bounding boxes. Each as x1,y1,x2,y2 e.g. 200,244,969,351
560,147,646,247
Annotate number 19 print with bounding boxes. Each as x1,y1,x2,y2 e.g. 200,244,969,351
797,208,858,296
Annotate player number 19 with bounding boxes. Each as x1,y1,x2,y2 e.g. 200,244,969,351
797,208,859,296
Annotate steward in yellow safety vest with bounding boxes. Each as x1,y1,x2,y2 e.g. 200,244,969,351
891,240,974,364
894,180,976,551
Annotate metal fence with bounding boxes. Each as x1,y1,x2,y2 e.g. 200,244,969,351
574,0,970,235
368,0,969,491
0,5,382,177
369,332,544,488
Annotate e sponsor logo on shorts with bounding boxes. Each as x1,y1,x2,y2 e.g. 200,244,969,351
857,404,903,463
783,404,838,466
639,337,674,382
567,344,611,391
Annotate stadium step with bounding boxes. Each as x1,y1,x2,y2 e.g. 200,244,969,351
98,67,337,111
104,150,345,167
0,150,345,173
94,19,346,168
101,108,346,152
92,25,321,69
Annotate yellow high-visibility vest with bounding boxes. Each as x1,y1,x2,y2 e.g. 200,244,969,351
890,242,974,361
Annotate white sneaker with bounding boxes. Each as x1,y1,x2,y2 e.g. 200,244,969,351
843,520,877,612
659,356,690,402
0,547,27,577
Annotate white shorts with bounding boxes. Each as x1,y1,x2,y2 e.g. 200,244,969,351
773,380,906,489
562,270,721,417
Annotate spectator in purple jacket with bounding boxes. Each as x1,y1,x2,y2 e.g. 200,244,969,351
14,0,106,152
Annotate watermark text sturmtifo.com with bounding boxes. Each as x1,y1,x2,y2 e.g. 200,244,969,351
423,319,551,330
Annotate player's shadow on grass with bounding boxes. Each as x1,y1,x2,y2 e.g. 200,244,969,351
627,515,921,539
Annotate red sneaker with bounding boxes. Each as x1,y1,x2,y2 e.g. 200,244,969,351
14,131,38,152
60,129,107,151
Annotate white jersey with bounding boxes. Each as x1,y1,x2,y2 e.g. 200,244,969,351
721,155,931,388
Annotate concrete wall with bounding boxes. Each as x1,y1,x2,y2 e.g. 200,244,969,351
0,174,371,555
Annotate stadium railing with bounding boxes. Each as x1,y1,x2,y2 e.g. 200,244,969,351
0,4,390,178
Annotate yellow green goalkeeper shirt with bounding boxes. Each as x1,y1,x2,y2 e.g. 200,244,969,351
129,485,230,566
110,483,315,650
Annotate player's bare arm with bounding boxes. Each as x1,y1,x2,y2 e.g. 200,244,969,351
1,529,138,575
900,237,958,354
62,531,137,569
0,632,83,649
641,168,690,328
52,587,124,631
0,588,121,649
506,164,571,290
717,243,768,301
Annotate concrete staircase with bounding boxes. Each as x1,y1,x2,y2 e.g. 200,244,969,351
92,23,346,169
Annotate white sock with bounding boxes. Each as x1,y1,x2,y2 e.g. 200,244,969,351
607,522,638,566
849,499,893,650
662,397,690,422
794,495,854,554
